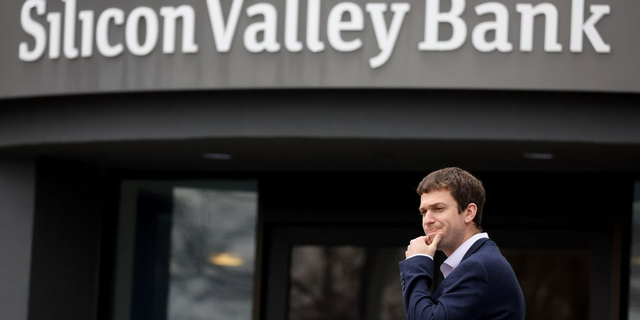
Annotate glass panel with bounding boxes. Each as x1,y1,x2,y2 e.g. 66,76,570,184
288,246,590,320
114,181,258,320
630,182,640,319
502,249,590,320
288,246,405,320
168,186,258,320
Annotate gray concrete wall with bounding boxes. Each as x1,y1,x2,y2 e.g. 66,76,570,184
0,160,35,320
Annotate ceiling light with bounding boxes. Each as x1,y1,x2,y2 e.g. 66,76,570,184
203,153,232,160
523,153,554,160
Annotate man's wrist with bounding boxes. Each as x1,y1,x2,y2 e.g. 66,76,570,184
405,254,433,260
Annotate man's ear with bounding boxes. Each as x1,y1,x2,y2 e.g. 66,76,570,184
464,203,477,224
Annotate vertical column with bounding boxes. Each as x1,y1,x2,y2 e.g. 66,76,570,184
28,159,104,320
0,160,36,320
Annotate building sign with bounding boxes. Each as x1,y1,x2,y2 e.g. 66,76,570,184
0,0,637,98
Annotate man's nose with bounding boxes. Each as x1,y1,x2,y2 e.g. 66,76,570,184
423,211,435,224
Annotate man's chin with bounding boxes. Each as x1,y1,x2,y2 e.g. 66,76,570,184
426,232,444,239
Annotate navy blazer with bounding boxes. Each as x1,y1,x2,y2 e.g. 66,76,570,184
399,238,525,320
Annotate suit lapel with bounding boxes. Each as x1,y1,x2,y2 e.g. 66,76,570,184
461,238,491,262
434,238,491,298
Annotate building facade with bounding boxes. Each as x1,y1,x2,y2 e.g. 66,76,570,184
1,0,640,319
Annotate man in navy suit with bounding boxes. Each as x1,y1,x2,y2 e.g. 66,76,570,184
400,167,525,320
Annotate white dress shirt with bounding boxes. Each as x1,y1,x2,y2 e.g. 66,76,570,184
440,232,489,278
406,232,489,278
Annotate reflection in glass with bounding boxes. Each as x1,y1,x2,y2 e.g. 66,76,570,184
288,244,594,320
630,182,640,319
168,186,258,320
502,249,590,320
288,246,405,320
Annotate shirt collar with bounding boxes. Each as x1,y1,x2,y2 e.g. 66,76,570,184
440,232,489,278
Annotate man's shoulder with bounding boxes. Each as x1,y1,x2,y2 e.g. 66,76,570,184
461,240,511,270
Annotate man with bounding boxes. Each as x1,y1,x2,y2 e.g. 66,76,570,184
400,167,525,320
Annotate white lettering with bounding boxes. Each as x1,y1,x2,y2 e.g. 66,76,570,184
47,12,62,59
19,0,47,62
570,0,610,53
244,4,281,52
472,2,512,52
366,3,410,68
78,10,95,57
96,8,124,57
285,0,303,52
205,0,244,52
327,2,364,52
62,0,79,59
17,0,613,64
160,6,199,54
126,7,159,56
516,3,561,52
419,0,467,51
306,0,325,52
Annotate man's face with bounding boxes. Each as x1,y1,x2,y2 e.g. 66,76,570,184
419,189,468,256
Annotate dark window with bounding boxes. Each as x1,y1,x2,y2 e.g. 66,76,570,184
113,180,258,320
288,246,405,320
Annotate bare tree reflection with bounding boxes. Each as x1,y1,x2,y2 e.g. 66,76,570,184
168,187,257,320
289,246,406,320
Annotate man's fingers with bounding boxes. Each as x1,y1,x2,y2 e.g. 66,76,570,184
431,232,444,246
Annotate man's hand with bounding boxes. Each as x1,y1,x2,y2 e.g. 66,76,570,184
405,232,443,258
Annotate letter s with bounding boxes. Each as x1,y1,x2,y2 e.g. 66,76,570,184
19,0,47,62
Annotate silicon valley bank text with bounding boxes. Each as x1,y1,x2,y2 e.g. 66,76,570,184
19,0,610,68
